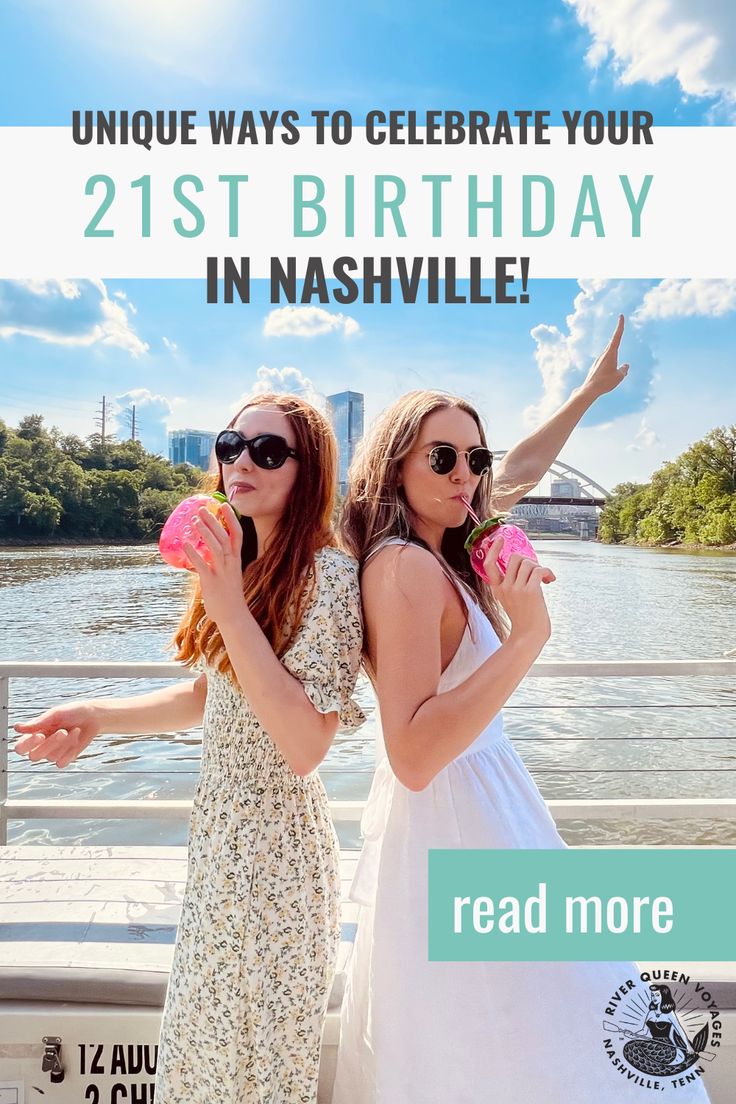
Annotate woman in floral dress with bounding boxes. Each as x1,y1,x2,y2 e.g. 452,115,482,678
14,393,365,1104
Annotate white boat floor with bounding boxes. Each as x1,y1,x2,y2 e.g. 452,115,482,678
0,846,358,1010
1,845,734,1011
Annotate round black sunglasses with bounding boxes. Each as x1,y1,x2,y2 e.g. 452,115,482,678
215,430,298,469
426,444,493,477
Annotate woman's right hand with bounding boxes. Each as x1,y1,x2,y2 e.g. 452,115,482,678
14,702,102,769
482,535,554,643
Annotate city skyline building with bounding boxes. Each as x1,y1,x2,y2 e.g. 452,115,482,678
326,391,364,494
550,476,585,499
511,476,600,537
168,428,216,471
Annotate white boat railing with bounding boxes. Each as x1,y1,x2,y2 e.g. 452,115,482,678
1,658,735,845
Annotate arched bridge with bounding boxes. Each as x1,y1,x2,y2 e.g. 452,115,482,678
493,452,611,508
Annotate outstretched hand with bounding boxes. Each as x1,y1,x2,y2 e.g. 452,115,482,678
184,502,246,629
14,702,101,768
579,314,630,398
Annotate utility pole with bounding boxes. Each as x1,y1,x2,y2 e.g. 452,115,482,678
125,404,137,442
96,395,107,448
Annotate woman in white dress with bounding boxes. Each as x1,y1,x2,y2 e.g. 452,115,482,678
333,377,711,1102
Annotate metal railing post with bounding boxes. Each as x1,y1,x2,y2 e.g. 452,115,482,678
0,676,9,846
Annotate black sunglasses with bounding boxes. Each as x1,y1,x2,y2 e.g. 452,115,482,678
427,444,493,477
215,430,298,469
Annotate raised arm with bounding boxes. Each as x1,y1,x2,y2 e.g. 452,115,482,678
185,506,362,778
492,314,629,512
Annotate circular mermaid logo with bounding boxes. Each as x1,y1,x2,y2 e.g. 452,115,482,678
602,971,722,1089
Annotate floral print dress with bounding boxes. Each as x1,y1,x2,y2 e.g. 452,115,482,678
155,546,365,1104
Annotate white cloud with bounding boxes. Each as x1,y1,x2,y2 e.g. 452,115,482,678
98,294,149,357
263,306,361,339
113,388,176,455
113,290,138,315
16,278,81,300
525,279,655,428
233,365,324,411
634,278,736,321
163,336,179,353
113,387,174,412
0,278,148,357
524,275,733,482
566,0,736,113
626,415,661,451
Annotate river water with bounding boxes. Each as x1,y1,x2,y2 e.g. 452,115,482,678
2,541,735,847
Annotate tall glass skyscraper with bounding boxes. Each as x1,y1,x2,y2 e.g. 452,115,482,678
326,391,364,494
168,429,216,471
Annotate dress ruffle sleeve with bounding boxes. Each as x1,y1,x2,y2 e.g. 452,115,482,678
281,547,366,733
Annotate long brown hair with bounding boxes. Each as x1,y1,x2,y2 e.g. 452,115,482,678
340,390,513,644
174,393,338,675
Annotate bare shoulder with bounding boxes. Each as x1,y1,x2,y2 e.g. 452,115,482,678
362,542,446,616
362,543,447,692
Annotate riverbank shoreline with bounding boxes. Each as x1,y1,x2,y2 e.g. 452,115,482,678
1,533,587,548
0,537,157,549
609,538,736,553
2,534,736,552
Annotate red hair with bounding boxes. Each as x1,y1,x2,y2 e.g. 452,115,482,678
173,393,338,675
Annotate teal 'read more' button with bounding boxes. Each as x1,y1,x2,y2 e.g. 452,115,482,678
428,848,736,962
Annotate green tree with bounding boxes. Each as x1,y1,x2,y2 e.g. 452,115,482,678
85,469,142,538
139,487,184,537
16,413,47,441
54,431,89,465
598,424,736,548
110,439,148,471
599,482,646,543
697,496,736,546
0,413,205,542
24,490,63,533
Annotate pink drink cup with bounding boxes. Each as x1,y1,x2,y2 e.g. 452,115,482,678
159,492,236,571
461,497,538,582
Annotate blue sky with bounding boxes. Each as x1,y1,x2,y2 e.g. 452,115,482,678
1,0,735,492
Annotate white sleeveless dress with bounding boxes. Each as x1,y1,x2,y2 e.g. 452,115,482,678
332,538,711,1104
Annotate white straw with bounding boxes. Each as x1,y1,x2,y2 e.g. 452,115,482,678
460,495,482,526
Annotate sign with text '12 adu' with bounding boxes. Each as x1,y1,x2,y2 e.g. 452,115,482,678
428,849,736,962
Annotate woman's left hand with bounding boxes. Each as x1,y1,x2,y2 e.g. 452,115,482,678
183,502,245,628
578,313,630,398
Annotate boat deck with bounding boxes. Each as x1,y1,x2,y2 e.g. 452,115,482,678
1,844,735,1104
3,844,736,1012
2,657,734,1099
0,846,359,1022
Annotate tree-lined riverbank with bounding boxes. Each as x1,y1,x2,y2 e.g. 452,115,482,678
2,415,735,551
0,415,200,541
599,425,736,549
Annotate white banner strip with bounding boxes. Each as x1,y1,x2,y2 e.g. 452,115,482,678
0,125,732,279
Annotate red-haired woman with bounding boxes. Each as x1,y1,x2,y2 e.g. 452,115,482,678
14,393,365,1104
